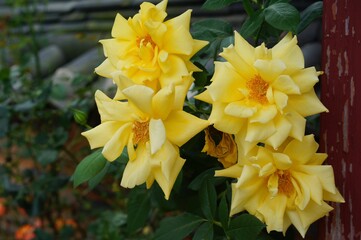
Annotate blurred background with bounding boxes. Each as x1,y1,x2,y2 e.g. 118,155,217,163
0,0,321,239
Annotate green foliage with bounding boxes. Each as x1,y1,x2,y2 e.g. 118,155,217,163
0,0,323,239
264,3,300,33
201,0,320,44
193,222,214,240
191,19,234,75
126,187,151,233
218,194,230,229
202,0,241,10
226,214,266,240
88,211,127,239
72,149,107,187
0,105,10,137
297,1,323,33
154,213,205,240
239,10,265,38
199,180,217,221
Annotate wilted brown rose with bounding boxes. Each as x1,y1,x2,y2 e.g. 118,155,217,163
202,126,237,168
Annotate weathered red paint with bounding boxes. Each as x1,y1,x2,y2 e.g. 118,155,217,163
320,0,361,239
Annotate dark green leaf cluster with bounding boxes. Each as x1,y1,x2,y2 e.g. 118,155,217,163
202,0,322,45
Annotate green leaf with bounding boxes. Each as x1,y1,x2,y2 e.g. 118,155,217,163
0,105,10,137
218,194,229,229
226,214,266,240
202,0,241,10
193,222,214,240
219,35,234,50
36,149,58,166
191,19,234,75
193,66,209,88
239,10,265,38
13,100,37,112
189,168,217,191
267,0,290,6
191,19,233,41
264,3,300,32
127,188,151,233
154,213,205,240
199,181,217,220
73,149,107,187
88,162,110,189
50,83,67,100
297,1,323,34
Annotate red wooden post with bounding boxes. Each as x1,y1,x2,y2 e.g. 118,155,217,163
320,0,361,239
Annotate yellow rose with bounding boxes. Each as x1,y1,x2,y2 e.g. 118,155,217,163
215,135,344,237
196,32,327,150
82,83,209,199
95,0,208,95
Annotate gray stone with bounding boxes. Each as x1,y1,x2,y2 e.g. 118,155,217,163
45,33,99,61
27,44,66,77
301,42,322,68
49,47,108,109
297,21,322,46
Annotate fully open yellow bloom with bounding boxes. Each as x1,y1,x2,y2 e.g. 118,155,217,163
215,135,344,237
82,83,209,199
196,32,327,151
95,0,208,93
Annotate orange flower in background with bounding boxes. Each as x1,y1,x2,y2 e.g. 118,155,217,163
15,225,35,240
0,198,6,217
55,218,77,231
202,126,237,168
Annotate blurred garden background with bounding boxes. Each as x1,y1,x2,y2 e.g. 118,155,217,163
0,0,323,239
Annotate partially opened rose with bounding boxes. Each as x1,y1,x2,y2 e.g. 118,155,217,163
95,0,208,94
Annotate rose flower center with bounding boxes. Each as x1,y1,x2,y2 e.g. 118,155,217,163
277,170,294,197
132,120,149,145
136,34,156,48
246,75,269,104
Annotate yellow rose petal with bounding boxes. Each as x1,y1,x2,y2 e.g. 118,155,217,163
288,90,328,116
283,135,319,164
111,13,137,39
207,62,245,102
246,121,276,142
209,102,245,134
122,85,154,116
82,121,123,149
149,118,166,155
95,59,117,79
265,116,292,149
152,84,175,119
272,75,300,94
102,122,132,161
121,143,151,188
164,110,208,146
291,67,320,93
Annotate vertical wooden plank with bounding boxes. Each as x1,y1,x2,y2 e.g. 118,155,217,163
320,0,361,239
